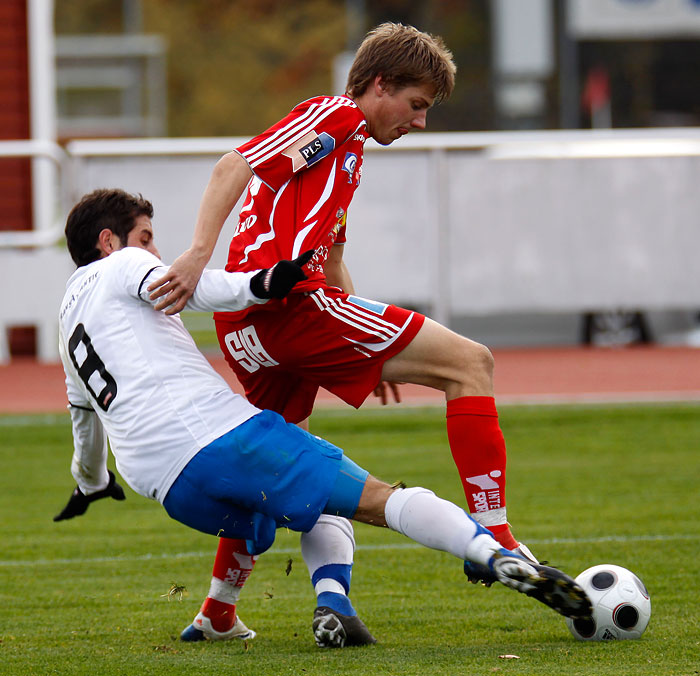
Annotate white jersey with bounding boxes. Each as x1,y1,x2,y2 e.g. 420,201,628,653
58,247,264,503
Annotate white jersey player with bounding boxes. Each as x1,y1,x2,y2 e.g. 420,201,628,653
60,243,268,501
54,188,591,648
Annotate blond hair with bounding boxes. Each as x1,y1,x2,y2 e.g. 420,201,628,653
346,22,456,103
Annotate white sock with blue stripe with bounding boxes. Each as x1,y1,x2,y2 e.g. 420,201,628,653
301,515,357,616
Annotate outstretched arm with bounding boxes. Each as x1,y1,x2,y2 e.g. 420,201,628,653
148,151,253,314
140,250,314,313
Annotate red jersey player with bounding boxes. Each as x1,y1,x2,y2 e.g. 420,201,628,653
151,23,537,648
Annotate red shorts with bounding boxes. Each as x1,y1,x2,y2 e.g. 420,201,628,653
214,288,425,423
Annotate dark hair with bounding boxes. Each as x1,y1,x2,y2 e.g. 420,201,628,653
65,188,154,266
346,22,456,103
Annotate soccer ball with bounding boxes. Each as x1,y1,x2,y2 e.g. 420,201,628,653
565,564,651,641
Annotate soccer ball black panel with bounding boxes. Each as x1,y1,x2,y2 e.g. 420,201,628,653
614,604,640,630
591,571,616,590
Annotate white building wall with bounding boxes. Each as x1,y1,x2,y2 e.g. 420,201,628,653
2,129,699,361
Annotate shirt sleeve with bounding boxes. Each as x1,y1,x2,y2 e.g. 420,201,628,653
236,97,361,191
138,266,268,312
115,248,267,312
59,336,110,495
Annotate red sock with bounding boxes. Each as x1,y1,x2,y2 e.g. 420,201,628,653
446,396,518,550
211,538,256,587
199,597,237,633
200,538,257,632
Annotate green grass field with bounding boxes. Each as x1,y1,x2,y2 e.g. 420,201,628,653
1,404,698,676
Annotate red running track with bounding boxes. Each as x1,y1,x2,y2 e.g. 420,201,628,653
1,346,699,414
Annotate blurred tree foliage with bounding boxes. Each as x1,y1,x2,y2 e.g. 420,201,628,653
55,0,493,136
55,0,124,32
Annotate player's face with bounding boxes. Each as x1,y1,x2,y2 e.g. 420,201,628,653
124,215,161,258
368,81,435,146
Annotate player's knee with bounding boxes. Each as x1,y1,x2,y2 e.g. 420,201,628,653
314,514,355,545
384,486,435,533
471,341,495,376
453,338,494,380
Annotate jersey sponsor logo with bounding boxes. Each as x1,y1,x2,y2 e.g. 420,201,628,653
233,214,257,238
224,326,279,373
341,152,357,183
281,131,335,172
353,133,366,142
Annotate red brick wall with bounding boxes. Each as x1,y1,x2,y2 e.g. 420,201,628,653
0,0,32,232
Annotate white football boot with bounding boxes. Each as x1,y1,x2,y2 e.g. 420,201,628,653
180,613,256,642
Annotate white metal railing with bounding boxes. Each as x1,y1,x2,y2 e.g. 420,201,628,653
0,139,70,248
65,126,700,155
5,127,700,250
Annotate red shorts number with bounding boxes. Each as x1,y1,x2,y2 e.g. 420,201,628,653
215,288,424,423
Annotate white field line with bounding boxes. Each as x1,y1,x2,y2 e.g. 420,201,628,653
1,533,697,568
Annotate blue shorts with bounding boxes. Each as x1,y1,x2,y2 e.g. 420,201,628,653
163,410,368,554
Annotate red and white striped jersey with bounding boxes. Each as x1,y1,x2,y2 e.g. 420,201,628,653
226,95,367,293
